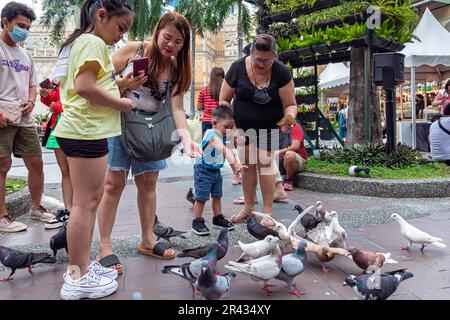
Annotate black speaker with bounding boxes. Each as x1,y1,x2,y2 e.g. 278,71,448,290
373,53,405,86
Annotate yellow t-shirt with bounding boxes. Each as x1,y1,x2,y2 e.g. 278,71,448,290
53,34,121,140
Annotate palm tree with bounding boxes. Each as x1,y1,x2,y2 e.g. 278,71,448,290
176,0,233,116
40,0,164,45
236,0,252,58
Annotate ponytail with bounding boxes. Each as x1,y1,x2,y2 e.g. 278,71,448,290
59,0,133,53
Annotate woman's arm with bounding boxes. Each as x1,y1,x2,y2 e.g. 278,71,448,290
112,42,147,91
279,80,297,133
172,93,202,158
432,93,444,107
219,80,235,106
75,61,135,112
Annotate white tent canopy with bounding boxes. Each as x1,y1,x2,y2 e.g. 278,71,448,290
319,63,350,89
400,8,450,148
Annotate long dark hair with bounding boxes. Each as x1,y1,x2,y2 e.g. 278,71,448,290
444,80,450,94
209,67,224,102
144,12,191,97
60,0,133,52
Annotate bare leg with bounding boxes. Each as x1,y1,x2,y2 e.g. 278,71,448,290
97,170,127,260
194,200,206,220
66,156,107,277
22,156,44,210
212,197,221,216
283,151,300,181
54,148,73,210
257,148,275,226
0,156,12,218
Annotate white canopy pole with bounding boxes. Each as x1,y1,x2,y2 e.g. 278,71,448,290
411,66,416,149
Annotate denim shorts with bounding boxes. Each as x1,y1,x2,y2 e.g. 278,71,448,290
107,135,167,176
193,164,223,201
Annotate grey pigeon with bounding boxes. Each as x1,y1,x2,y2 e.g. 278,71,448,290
344,268,413,300
225,238,282,296
162,240,218,294
275,240,307,297
195,259,236,300
0,246,56,281
177,228,228,260
246,216,279,240
186,187,195,208
49,224,68,257
294,204,321,232
153,215,187,243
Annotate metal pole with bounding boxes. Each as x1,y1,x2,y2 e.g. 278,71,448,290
411,66,416,149
364,46,371,143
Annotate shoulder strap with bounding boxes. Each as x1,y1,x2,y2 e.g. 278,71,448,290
438,119,450,136
0,42,25,100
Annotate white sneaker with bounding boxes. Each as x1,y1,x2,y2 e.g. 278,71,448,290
0,215,27,233
88,261,118,280
60,268,118,300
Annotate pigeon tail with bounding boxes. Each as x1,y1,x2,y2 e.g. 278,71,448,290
431,241,447,248
31,253,56,265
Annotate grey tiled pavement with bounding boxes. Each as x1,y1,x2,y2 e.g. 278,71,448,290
2,149,450,300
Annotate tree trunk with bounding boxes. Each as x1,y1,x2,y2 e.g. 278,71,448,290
237,0,243,59
190,24,196,118
347,47,382,147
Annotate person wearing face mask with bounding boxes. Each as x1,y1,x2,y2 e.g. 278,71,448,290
220,34,297,227
0,2,56,233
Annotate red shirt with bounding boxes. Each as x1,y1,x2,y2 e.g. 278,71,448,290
40,83,63,129
198,86,219,123
291,123,307,161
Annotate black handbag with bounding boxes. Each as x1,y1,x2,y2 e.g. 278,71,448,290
120,84,180,162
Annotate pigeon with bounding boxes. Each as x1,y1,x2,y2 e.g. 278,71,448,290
236,235,280,262
225,238,282,296
347,247,398,273
195,260,236,300
294,204,322,232
390,213,447,252
41,194,65,212
153,215,187,243
349,165,370,176
177,228,228,260
275,240,307,297
0,246,56,281
162,240,218,293
186,187,195,208
344,268,413,300
49,224,68,257
246,216,279,241
328,211,347,249
315,201,332,223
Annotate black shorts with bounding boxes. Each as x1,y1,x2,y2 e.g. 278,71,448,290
56,137,109,158
240,128,281,151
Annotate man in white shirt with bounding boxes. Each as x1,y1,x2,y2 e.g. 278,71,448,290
0,1,54,233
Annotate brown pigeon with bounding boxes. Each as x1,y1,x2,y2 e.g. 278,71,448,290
347,247,397,273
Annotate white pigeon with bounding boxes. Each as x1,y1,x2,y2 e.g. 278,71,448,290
315,201,332,224
225,239,282,296
390,213,447,251
328,211,347,249
236,235,279,262
41,194,65,212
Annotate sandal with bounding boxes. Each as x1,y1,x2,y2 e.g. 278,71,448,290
233,196,258,205
96,254,124,275
273,195,289,203
229,210,252,224
137,242,175,260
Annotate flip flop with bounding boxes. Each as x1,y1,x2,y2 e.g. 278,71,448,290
273,196,289,203
233,196,258,205
137,242,175,260
229,210,252,224
96,254,124,275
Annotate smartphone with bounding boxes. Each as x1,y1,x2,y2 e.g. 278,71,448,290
39,78,52,89
133,57,149,77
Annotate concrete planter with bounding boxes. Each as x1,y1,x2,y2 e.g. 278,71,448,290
296,172,450,198
5,187,31,219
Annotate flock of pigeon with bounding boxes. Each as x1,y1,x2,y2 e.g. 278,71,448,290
0,200,447,300
159,201,447,300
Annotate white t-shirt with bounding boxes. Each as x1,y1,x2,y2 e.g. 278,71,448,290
430,117,450,160
0,38,37,127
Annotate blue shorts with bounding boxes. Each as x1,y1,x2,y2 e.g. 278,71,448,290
107,135,167,176
194,164,223,201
